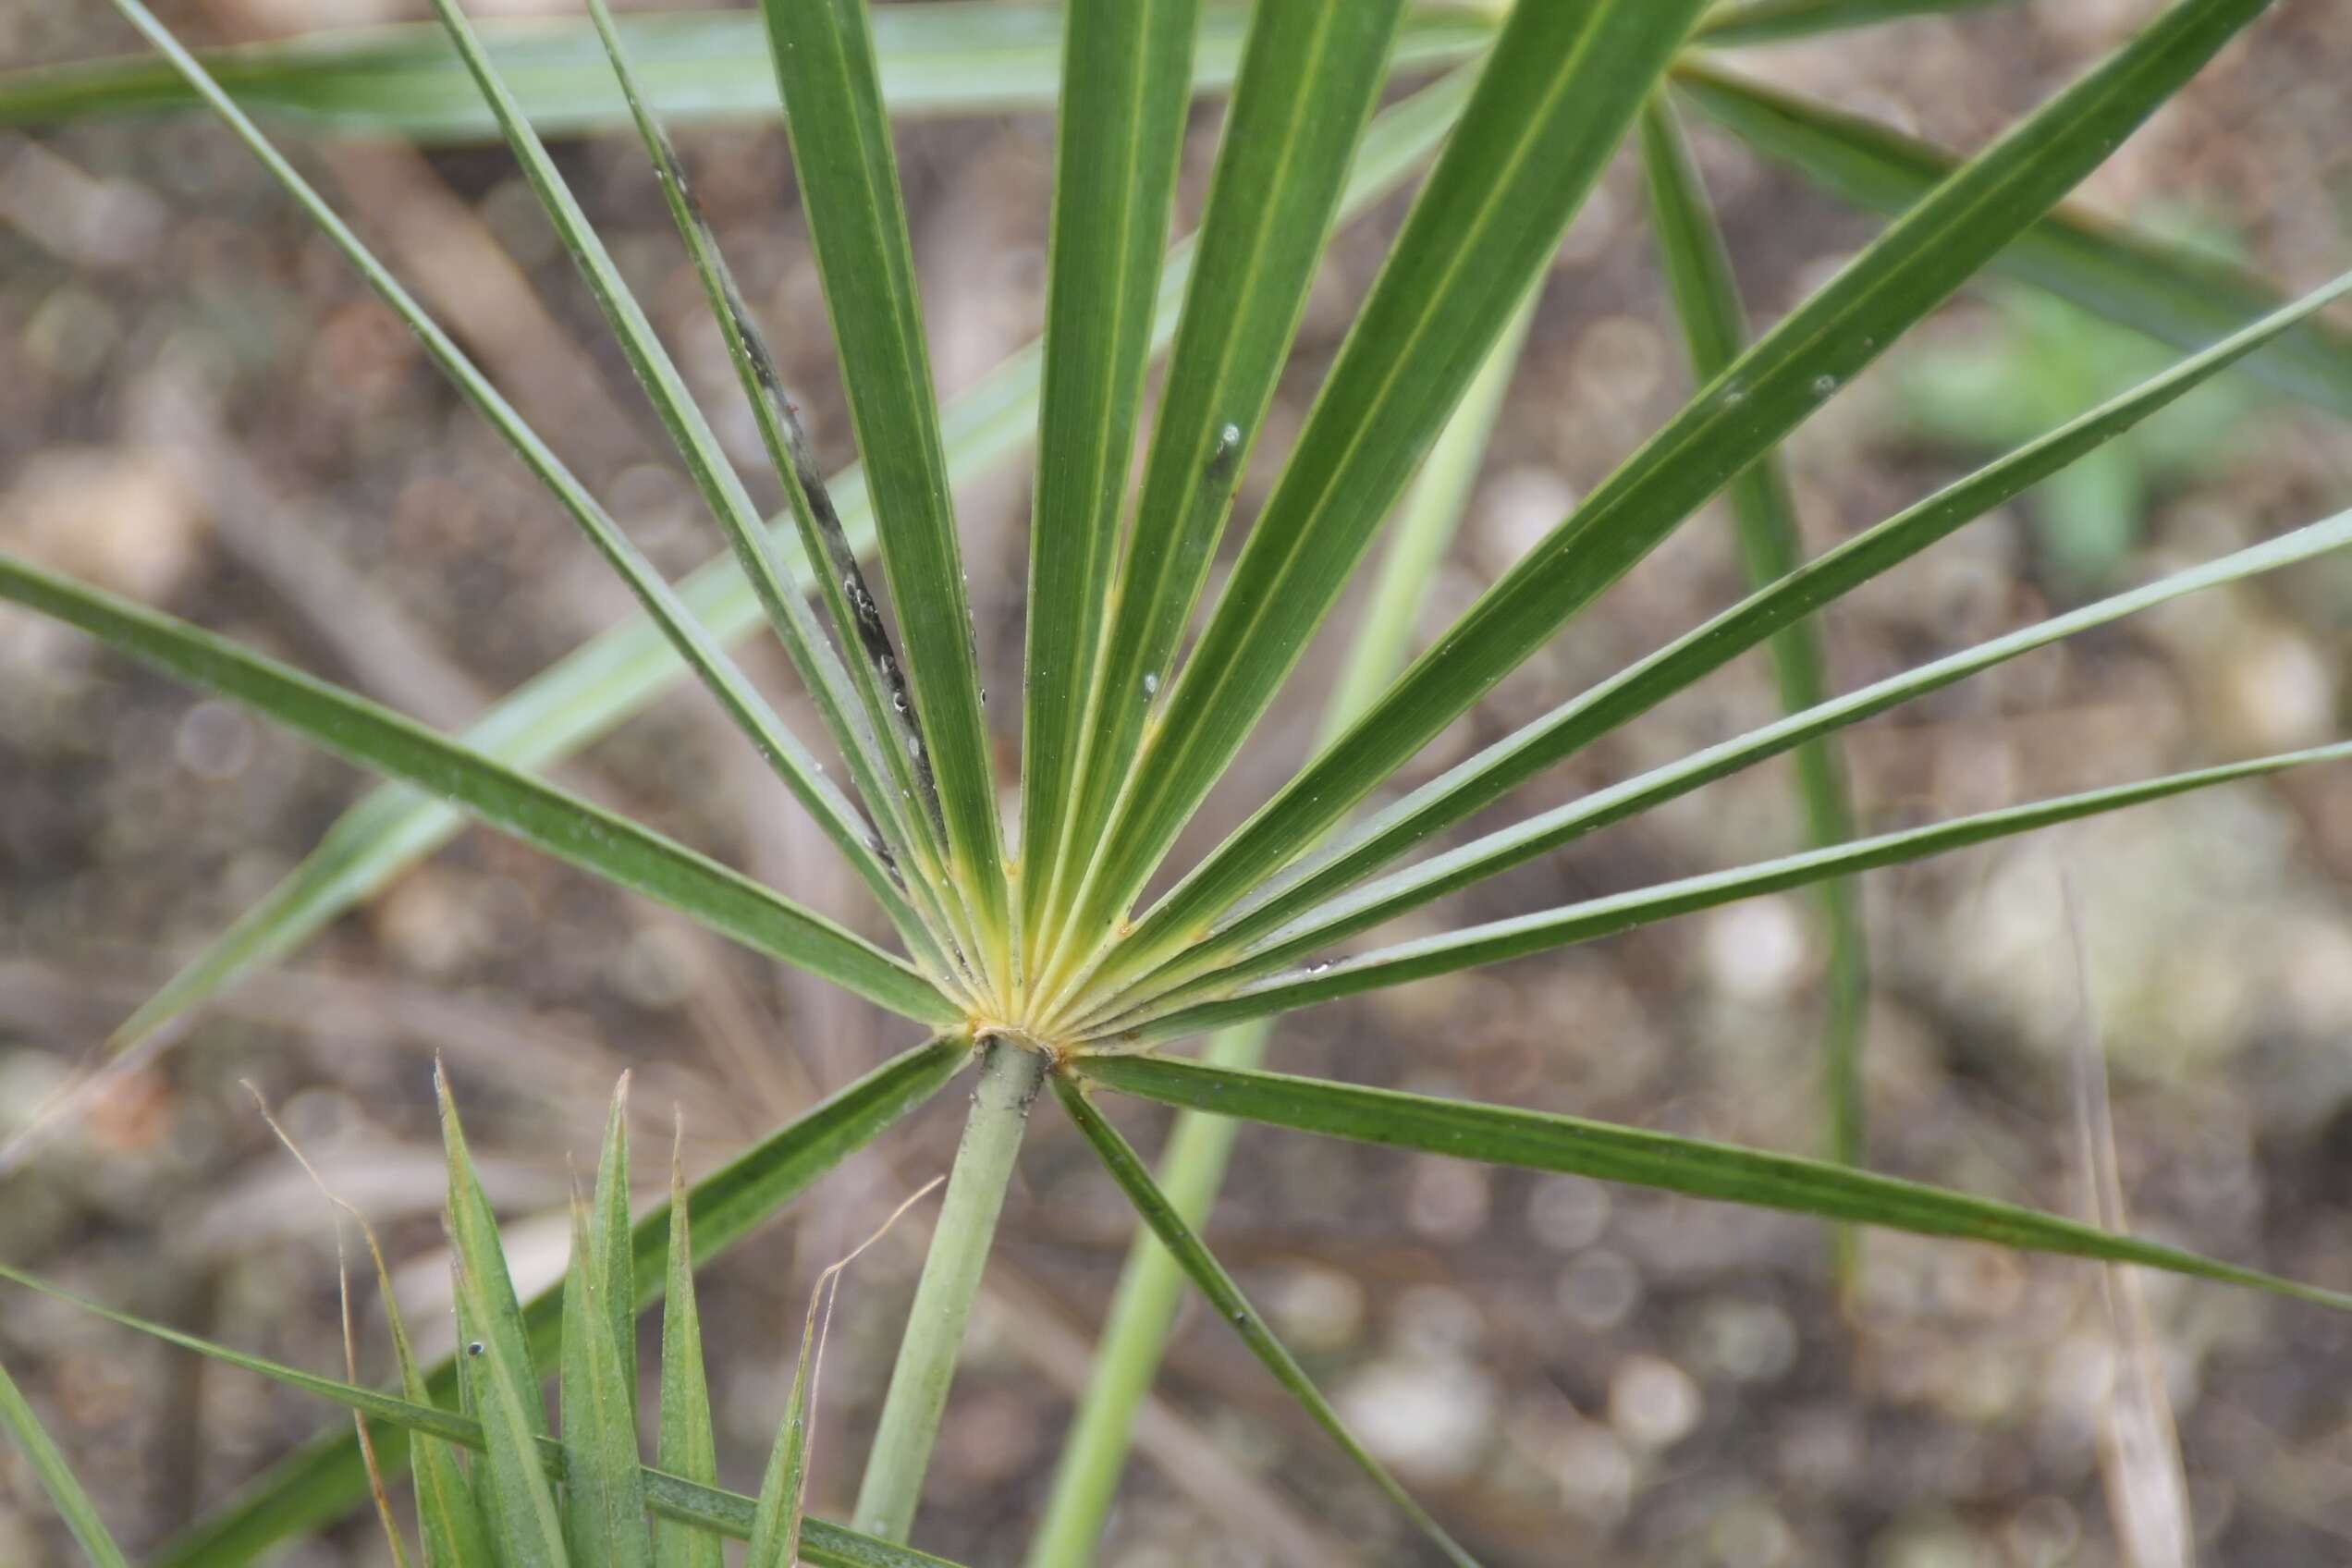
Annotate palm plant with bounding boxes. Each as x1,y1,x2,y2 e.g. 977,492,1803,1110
4,0,2352,1562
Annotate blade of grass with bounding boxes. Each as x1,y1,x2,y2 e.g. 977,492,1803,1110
0,1267,975,1568
1116,263,2352,998
443,1078,570,1568
99,0,946,968
655,1117,720,1568
1026,289,1536,1568
1052,1076,1479,1568
561,1199,652,1568
561,1083,652,1568
760,0,1011,991
1672,59,2352,419
1696,0,2012,45
853,1038,1047,1542
153,1035,969,1568
1086,0,2286,1006
1018,0,1205,963
0,552,955,1025
747,1178,944,1568
0,1355,132,1568
1117,736,2352,1041
1041,0,1708,1011
246,1086,485,1568
588,1078,637,1427
582,0,974,977
1641,94,1868,1233
1074,1056,2352,1313
88,65,1475,1090
0,6,1495,141
1033,0,1408,966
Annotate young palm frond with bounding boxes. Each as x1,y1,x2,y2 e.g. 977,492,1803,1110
3,0,2349,1562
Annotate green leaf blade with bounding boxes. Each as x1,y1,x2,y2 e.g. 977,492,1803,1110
1052,1077,1479,1568
97,63,1474,1082
1019,0,1205,957
0,6,1496,142
0,552,955,1024
760,0,1011,985
1096,0,2281,995
1049,0,1708,998
1640,94,1868,1185
152,1035,968,1568
655,1126,722,1568
1672,58,2352,419
0,1355,133,1568
1035,0,1411,962
1076,1057,2352,1312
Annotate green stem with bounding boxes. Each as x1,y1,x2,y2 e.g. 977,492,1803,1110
853,1035,1047,1542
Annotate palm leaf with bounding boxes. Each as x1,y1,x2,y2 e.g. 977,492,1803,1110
1042,0,1709,1007
0,6,1494,141
1053,1077,1479,1568
1074,1057,2352,1312
1132,263,2352,988
1672,58,2352,418
1119,733,2352,1040
88,0,936,961
1018,0,1206,961
0,551,953,1024
97,56,1474,1076
583,0,969,972
1640,93,1868,1189
1094,0,2280,999
760,0,1011,991
1034,0,1411,962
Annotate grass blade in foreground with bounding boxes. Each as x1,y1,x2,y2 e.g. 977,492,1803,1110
1133,263,2352,990
94,67,1476,1079
153,1035,969,1568
1096,0,2279,993
0,1268,975,1568
761,0,1010,986
0,6,1496,141
560,1086,651,1568
1124,737,2352,1039
1672,60,2352,419
0,553,954,1025
1641,94,1868,1192
443,1080,570,1568
1036,0,1407,955
0,1354,131,1568
1052,1077,1480,1568
655,1122,721,1568
1019,0,1202,960
1045,0,1706,1001
1026,293,1536,1568
1074,1057,2352,1312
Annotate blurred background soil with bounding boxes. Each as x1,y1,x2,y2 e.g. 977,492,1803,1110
5,1,2352,1563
